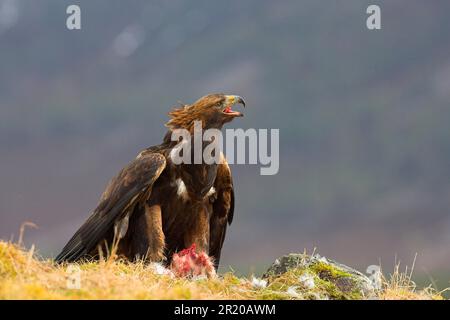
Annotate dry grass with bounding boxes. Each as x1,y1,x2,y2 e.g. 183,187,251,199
0,241,445,300
378,259,446,300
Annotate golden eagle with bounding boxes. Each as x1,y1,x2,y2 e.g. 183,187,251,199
56,94,245,269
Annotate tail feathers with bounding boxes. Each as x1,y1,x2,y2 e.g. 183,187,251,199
55,209,116,263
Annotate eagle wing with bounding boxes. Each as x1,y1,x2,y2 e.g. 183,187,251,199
55,152,166,263
209,157,235,269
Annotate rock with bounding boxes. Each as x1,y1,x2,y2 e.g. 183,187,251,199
263,253,376,300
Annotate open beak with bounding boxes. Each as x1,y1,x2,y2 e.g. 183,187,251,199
223,95,246,117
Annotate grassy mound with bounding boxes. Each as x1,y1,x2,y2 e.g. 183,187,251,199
0,241,443,300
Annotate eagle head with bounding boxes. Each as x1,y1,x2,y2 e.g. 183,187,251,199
166,93,246,130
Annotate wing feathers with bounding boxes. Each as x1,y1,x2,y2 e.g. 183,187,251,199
55,153,166,263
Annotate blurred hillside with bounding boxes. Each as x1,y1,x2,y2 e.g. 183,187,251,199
1,0,450,287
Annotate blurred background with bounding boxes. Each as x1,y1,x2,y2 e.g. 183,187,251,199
1,0,450,290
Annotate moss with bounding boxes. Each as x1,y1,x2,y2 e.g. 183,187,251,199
309,261,364,299
262,257,367,300
310,261,353,279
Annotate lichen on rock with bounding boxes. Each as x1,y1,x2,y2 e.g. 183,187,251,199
263,253,376,300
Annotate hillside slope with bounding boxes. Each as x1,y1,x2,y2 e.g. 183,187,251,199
0,241,442,300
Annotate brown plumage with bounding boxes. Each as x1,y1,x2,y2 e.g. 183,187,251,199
55,94,246,269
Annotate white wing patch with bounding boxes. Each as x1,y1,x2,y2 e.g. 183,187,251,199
173,178,216,201
175,178,190,201
206,187,216,198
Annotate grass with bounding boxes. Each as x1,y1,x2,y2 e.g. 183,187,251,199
378,260,446,300
0,241,445,300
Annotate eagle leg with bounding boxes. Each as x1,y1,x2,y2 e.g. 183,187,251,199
129,204,165,262
183,205,210,253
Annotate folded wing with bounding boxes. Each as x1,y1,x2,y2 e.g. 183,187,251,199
55,152,166,263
